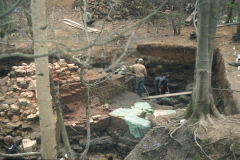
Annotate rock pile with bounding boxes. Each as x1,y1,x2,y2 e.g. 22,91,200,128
72,0,170,21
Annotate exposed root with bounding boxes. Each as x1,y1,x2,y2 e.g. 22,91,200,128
206,114,215,126
202,136,229,147
194,129,214,160
170,120,188,145
209,94,226,119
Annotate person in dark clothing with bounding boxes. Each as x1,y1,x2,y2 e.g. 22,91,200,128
83,12,95,26
154,76,170,95
3,135,18,160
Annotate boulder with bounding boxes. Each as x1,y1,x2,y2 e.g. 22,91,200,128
79,136,113,151
117,143,130,154
15,69,26,77
185,83,194,91
22,123,33,131
13,85,21,92
27,114,39,121
0,104,9,111
23,110,32,117
178,95,191,104
30,132,41,144
10,104,20,113
18,98,29,106
5,129,13,135
20,81,27,89
106,16,113,21
27,80,36,91
67,64,79,71
4,98,17,104
26,69,34,76
8,110,13,117
17,77,25,85
12,115,20,123
5,122,22,129
118,132,141,149
2,119,10,124
14,136,23,145
71,145,83,153
0,112,5,116
59,59,67,67
0,96,4,102
22,139,37,152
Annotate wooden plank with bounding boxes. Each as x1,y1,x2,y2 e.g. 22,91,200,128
142,91,192,99
185,11,197,26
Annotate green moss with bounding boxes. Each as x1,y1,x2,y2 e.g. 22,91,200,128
183,100,192,119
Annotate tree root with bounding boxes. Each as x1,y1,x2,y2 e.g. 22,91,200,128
202,136,229,147
194,129,213,160
170,120,188,145
209,94,226,120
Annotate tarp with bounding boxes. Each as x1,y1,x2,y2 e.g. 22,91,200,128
110,108,143,117
131,102,154,114
124,116,151,138
153,110,177,118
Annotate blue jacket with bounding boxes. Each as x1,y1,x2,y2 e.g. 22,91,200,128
3,144,18,160
155,76,166,88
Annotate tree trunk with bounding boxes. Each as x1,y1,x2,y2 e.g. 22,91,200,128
237,12,240,42
169,0,177,35
22,0,33,41
192,0,210,118
177,0,184,35
225,0,235,23
31,0,57,159
0,0,5,27
208,0,220,89
80,64,90,160
49,74,74,160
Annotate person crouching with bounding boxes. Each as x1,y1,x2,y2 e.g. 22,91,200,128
3,135,18,160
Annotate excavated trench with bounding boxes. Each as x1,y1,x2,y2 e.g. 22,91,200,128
0,44,236,159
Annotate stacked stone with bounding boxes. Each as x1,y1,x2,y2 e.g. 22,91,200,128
0,59,81,152
73,0,172,21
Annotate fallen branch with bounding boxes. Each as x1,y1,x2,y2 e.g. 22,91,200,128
194,129,213,160
217,22,240,28
0,42,15,46
0,152,41,157
215,35,229,38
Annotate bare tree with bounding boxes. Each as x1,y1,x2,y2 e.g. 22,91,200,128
225,0,235,23
237,12,240,42
31,0,57,159
188,0,223,122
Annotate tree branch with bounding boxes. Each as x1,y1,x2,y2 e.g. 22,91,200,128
0,0,23,19
0,152,41,157
0,0,168,60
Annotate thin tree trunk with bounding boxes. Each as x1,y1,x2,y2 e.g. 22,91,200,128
225,0,235,23
22,0,33,41
31,0,57,159
80,64,90,160
169,0,177,35
0,0,5,27
192,0,210,118
147,19,149,33
49,73,74,160
177,0,183,35
208,0,220,91
237,12,240,42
